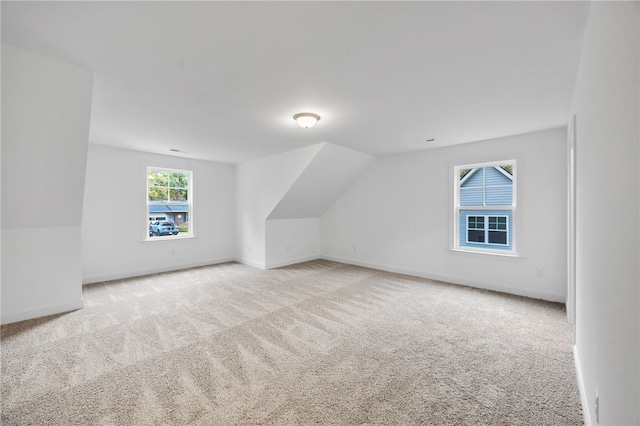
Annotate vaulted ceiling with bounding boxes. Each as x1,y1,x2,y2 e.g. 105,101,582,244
1,1,589,164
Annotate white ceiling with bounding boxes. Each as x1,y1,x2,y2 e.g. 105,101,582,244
1,1,589,164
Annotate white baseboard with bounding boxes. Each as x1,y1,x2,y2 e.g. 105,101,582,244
265,254,321,270
320,254,565,303
573,345,591,425
82,257,235,284
234,257,266,270
1,298,84,325
82,253,565,302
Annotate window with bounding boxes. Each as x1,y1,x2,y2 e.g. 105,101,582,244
454,161,515,253
147,167,192,238
467,215,486,243
466,215,508,245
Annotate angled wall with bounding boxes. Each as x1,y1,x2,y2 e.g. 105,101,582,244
236,142,374,269
235,144,323,268
1,45,94,324
268,143,375,219
265,143,375,268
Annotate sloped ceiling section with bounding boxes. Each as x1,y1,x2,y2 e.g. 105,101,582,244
268,143,375,220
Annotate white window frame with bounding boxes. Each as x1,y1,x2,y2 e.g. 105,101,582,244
453,160,517,255
145,166,194,241
465,214,509,246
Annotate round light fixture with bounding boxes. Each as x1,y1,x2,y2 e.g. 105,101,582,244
293,112,321,129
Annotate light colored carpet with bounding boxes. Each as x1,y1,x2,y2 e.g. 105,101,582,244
1,260,582,425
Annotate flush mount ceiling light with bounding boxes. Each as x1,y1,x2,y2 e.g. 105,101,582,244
293,112,321,129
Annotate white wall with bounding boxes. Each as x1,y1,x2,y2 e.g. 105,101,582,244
236,142,374,269
265,218,320,269
82,144,235,283
268,143,375,219
570,2,639,425
235,144,322,268
321,128,568,302
1,45,93,324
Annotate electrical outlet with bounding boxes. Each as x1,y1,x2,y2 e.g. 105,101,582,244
286,245,290,253
595,390,599,424
353,245,357,252
536,268,544,278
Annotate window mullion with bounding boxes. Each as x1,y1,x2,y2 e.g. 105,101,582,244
485,214,489,244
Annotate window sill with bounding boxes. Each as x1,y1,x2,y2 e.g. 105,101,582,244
449,248,521,259
143,234,195,243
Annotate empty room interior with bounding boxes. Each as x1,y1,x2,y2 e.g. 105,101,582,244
1,1,639,425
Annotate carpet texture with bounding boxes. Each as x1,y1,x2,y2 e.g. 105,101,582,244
1,260,582,425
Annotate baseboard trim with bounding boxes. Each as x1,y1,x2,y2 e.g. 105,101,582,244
234,257,266,270
82,257,236,284
573,345,591,425
320,254,565,303
1,298,84,325
265,254,321,270
83,254,566,301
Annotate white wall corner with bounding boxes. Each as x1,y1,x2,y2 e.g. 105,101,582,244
234,257,266,270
